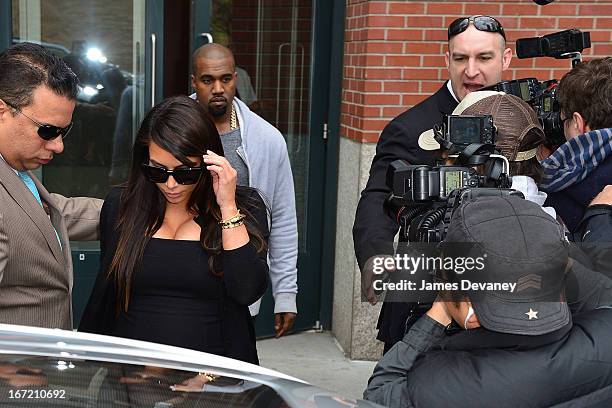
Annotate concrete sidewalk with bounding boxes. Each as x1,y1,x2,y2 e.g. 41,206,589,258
257,331,377,400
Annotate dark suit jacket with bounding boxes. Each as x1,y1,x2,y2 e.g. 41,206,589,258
352,83,458,344
0,158,102,329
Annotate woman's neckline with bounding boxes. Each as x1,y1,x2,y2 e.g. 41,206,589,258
150,237,200,243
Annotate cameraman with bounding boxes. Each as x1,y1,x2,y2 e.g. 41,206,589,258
540,57,612,233
364,196,612,408
353,16,512,352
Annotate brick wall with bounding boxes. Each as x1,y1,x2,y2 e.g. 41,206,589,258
342,0,612,143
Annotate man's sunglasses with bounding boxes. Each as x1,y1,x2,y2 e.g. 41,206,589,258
448,15,506,41
141,163,205,185
4,101,73,141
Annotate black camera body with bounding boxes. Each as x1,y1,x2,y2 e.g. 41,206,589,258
489,77,541,102
386,161,481,203
536,86,565,146
405,187,524,242
484,78,565,146
516,29,591,60
438,115,496,148
385,156,516,242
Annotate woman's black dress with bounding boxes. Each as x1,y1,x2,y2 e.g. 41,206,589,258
79,186,269,364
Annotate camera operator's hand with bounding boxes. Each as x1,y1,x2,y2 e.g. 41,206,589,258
361,255,395,305
536,144,555,162
590,185,612,206
426,300,453,326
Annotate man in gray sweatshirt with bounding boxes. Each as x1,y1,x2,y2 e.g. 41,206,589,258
191,44,298,337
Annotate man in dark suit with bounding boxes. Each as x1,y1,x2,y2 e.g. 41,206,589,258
353,16,513,352
0,43,102,329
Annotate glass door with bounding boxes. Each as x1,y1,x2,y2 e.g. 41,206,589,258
5,0,164,325
193,0,336,336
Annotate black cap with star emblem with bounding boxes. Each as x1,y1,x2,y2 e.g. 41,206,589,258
443,195,571,335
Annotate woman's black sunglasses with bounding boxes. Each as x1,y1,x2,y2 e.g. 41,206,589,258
5,101,73,141
141,163,205,185
448,15,506,41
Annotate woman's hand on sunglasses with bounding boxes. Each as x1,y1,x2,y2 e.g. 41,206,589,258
203,150,238,212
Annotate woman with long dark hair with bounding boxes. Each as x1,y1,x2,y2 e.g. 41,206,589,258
80,96,268,364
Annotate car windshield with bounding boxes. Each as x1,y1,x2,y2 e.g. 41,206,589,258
0,355,285,407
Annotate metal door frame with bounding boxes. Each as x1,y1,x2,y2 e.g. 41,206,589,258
0,0,10,51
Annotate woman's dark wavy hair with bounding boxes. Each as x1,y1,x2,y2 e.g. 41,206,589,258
109,95,266,313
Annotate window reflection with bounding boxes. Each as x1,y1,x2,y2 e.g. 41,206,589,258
11,0,141,198
0,357,285,407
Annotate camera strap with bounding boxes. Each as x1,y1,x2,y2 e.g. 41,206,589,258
434,125,453,150
456,143,496,165
483,158,510,187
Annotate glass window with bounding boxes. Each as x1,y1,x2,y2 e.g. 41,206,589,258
211,0,313,252
11,0,147,198
0,355,286,407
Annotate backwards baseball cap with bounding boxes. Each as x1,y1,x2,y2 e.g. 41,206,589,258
442,195,570,336
418,91,545,162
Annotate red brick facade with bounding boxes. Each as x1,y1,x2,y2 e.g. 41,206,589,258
342,0,612,143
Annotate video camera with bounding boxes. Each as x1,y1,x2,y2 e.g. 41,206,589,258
384,110,522,243
483,29,591,147
487,77,564,145
386,162,482,203
385,155,518,243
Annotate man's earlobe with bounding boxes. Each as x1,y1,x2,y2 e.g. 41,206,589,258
573,112,588,134
0,100,9,122
502,48,513,70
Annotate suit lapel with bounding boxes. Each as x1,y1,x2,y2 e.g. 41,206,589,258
34,176,69,267
0,160,65,265
437,81,459,115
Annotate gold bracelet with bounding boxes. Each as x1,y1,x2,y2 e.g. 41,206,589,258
221,219,245,229
219,209,246,228
198,372,219,382
220,209,241,223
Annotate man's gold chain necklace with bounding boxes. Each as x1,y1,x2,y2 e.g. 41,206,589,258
230,105,238,130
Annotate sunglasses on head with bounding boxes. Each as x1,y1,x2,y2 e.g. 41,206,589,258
141,163,205,185
4,100,73,141
448,15,506,41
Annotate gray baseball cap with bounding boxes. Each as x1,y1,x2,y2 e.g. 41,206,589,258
443,195,571,335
